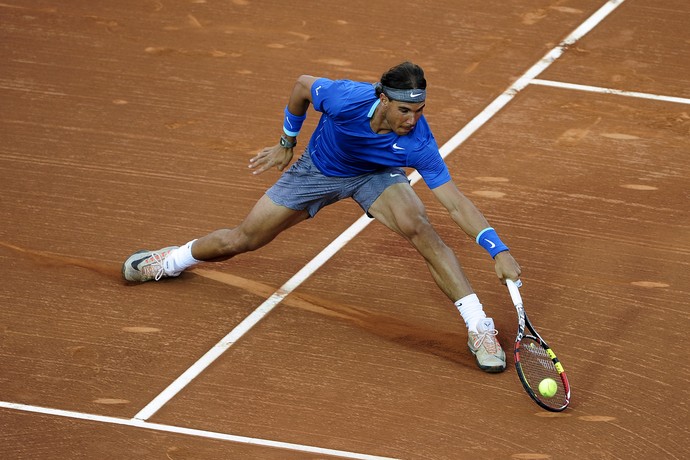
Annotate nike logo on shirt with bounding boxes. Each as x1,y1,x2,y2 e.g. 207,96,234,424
392,143,404,150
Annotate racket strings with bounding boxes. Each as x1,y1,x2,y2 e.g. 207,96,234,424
517,337,566,405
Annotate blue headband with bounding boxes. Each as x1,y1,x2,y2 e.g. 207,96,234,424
382,85,426,102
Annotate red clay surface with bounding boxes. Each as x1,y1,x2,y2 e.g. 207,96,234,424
1,1,689,459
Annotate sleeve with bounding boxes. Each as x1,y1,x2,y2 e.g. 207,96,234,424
410,126,452,189
311,78,345,115
418,150,452,189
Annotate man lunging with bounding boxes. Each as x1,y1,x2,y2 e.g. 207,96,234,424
122,62,522,372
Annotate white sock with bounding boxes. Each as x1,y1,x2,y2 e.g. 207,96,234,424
164,239,200,276
454,293,487,333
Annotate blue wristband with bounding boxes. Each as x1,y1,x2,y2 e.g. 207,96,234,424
283,106,306,137
476,227,509,258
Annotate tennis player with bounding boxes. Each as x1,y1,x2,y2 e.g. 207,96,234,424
122,61,521,372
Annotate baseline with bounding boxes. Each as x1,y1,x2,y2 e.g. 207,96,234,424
0,401,399,460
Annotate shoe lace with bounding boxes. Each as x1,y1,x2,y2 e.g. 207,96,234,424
473,328,499,354
143,251,167,281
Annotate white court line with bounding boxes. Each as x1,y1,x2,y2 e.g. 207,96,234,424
0,401,397,460
531,78,690,105
133,0,628,422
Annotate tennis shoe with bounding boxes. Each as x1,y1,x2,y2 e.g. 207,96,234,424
122,246,180,282
468,317,506,373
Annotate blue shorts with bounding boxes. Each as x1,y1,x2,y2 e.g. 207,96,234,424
266,149,409,217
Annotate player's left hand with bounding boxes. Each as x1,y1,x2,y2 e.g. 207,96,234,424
249,144,294,175
494,251,521,284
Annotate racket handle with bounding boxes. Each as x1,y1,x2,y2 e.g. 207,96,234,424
506,279,523,306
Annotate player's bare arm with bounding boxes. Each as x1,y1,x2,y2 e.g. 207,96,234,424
432,180,521,283
249,75,319,175
431,181,490,236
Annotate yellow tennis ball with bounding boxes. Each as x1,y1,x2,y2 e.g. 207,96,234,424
538,378,558,398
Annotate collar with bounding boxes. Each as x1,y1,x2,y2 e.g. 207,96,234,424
367,99,380,118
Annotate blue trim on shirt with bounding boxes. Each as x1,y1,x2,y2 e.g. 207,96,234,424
367,99,380,118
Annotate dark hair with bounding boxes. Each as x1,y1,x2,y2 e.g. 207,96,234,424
375,61,426,97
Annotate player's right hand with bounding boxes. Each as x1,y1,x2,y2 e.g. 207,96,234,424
248,144,294,175
494,251,522,285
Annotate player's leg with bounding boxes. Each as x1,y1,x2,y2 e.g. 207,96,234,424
367,182,471,300
122,194,309,282
367,182,506,372
191,194,310,261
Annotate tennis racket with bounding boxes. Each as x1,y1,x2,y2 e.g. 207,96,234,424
506,280,571,411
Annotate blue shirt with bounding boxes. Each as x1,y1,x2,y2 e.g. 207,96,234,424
308,78,451,189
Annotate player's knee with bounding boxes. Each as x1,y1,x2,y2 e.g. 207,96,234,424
215,228,265,255
398,213,435,241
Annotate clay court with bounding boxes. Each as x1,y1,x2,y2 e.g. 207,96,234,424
1,0,689,458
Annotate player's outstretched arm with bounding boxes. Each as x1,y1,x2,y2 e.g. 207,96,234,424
432,180,521,283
